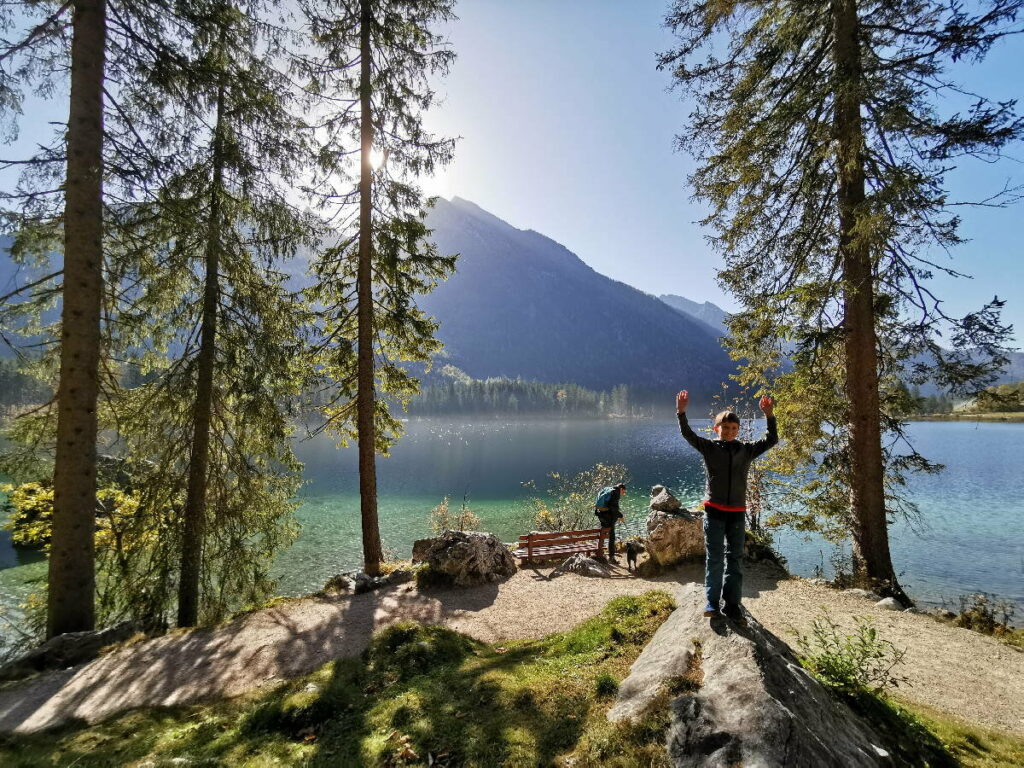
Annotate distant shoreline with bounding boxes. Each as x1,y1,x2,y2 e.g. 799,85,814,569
908,413,1024,423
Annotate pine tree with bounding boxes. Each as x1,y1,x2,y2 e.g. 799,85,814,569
301,0,457,576
47,0,106,637
661,0,1021,600
2,0,312,632
105,0,315,627
0,0,109,637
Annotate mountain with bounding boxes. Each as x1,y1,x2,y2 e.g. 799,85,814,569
659,294,730,335
418,197,735,397
0,235,61,359
998,351,1024,384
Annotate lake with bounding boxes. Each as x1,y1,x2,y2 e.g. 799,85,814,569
2,418,1023,640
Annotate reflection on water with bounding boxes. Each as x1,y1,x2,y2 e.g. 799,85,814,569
2,419,1023,636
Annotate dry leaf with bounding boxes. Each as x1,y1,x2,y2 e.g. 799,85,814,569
397,744,419,760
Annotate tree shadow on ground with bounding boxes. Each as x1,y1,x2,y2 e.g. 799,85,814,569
235,615,649,767
0,559,786,738
0,577,499,734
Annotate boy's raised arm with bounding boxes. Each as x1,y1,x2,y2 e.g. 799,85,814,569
676,390,712,455
750,395,779,457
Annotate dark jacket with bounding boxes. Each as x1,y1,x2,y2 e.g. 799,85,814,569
595,487,624,523
678,413,778,509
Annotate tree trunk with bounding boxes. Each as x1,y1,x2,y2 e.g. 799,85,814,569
357,0,383,576
47,0,106,639
177,70,227,627
831,0,909,604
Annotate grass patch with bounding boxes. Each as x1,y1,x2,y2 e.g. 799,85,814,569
844,694,1024,768
793,609,1024,768
0,591,676,768
895,698,1024,768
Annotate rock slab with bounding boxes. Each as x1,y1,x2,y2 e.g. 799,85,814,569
0,622,139,681
410,530,517,587
550,554,612,579
610,584,894,768
323,569,412,595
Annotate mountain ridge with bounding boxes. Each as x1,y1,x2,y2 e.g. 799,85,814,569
419,197,737,397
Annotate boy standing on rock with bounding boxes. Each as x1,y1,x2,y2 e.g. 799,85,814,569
676,390,778,623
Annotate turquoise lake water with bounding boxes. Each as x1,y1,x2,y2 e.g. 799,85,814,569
2,418,1023,640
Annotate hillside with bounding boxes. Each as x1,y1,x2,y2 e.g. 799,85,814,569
419,197,735,396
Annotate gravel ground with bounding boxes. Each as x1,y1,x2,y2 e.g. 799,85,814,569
0,560,1021,736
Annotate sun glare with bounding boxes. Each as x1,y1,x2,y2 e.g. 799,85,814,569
420,165,455,199
369,148,387,170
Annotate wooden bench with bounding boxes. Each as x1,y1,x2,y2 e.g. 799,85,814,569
513,527,608,564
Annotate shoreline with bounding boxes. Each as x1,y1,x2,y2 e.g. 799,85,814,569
908,412,1024,422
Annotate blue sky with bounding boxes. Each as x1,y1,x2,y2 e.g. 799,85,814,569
3,1,1022,344
421,1,1024,345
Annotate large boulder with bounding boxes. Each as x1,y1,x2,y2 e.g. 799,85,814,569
410,530,517,587
610,584,894,767
550,553,612,579
646,508,704,567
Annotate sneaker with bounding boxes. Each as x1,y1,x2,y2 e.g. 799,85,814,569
702,603,721,618
722,604,747,625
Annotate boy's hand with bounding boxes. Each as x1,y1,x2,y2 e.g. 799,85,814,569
676,390,689,414
759,395,775,417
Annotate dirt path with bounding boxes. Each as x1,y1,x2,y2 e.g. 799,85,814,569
1,562,1021,736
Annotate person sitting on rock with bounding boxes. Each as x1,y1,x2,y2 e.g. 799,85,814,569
675,390,778,624
594,483,627,564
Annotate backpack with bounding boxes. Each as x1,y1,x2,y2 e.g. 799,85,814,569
594,486,617,512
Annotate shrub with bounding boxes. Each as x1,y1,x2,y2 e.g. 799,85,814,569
952,593,1015,635
794,610,908,694
523,462,631,532
594,673,618,698
428,495,480,534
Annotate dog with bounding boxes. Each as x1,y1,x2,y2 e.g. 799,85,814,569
625,540,642,571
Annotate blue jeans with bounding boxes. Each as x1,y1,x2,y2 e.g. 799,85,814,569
704,509,745,608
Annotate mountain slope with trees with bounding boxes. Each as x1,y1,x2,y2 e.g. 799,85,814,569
418,197,735,401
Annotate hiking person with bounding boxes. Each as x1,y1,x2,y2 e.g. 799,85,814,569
676,390,778,624
594,483,627,564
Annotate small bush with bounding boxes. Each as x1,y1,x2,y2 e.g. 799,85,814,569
953,593,1014,635
594,673,618,698
744,527,786,567
794,610,907,694
428,495,481,534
